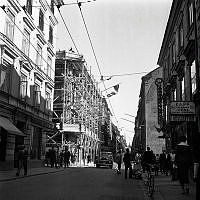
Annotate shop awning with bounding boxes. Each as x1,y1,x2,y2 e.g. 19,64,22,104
0,116,25,136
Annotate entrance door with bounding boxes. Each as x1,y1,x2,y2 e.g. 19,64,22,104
14,135,24,167
0,128,7,161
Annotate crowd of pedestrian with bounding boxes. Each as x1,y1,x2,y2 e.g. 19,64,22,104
44,147,76,168
115,134,198,199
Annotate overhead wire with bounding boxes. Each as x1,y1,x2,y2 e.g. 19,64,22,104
56,6,80,54
103,71,149,78
76,1,119,125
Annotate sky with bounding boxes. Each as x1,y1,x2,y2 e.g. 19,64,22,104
56,0,173,144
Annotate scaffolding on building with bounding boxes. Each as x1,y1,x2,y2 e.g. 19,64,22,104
50,50,103,162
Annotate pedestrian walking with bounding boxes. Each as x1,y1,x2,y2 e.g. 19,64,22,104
193,133,200,200
165,153,171,176
141,147,154,173
159,151,166,174
123,148,133,179
49,147,56,168
175,135,193,195
59,150,64,167
55,148,60,168
64,148,71,168
87,154,91,164
45,149,50,167
154,154,160,176
115,149,123,174
171,150,178,181
16,145,28,176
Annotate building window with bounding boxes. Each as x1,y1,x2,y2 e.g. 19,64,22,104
34,84,41,105
188,2,194,26
47,56,52,78
26,0,32,15
36,44,42,68
20,74,27,99
49,26,53,44
0,64,10,93
22,29,30,56
38,9,44,32
173,89,177,101
191,61,196,93
179,22,184,48
172,42,176,64
50,0,54,14
181,77,185,101
5,10,15,41
45,91,51,110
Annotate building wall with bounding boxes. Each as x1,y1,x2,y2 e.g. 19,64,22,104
157,0,200,151
0,0,58,169
144,67,165,154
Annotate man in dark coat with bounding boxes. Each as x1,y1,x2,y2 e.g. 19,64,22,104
193,133,200,200
175,135,193,195
49,147,56,168
141,146,154,172
64,148,71,168
123,148,132,179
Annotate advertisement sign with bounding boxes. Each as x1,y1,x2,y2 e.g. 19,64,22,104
62,124,80,132
170,101,195,115
170,115,196,122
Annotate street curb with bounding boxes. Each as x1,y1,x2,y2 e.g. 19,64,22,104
0,169,64,183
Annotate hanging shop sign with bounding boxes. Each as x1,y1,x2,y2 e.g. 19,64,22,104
170,101,195,115
170,115,196,122
62,124,80,132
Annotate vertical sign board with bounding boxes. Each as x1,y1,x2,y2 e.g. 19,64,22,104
145,67,165,154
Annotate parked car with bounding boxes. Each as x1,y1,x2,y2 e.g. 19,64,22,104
96,151,113,169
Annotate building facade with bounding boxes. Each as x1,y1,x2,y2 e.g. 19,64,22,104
0,0,58,169
157,0,200,151
133,67,165,155
53,50,105,165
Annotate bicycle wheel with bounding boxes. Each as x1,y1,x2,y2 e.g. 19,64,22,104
148,175,155,197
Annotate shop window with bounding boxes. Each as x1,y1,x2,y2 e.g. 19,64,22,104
30,127,42,160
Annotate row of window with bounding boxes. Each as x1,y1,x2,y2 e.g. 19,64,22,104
5,4,54,79
20,74,52,110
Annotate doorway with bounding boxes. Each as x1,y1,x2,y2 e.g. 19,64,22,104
0,128,7,161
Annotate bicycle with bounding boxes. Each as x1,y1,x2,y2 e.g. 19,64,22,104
143,164,155,197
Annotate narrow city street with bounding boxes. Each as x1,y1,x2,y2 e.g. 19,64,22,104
0,167,147,200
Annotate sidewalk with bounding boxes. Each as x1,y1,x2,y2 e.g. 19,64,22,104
153,174,196,200
0,162,95,182
0,167,65,182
